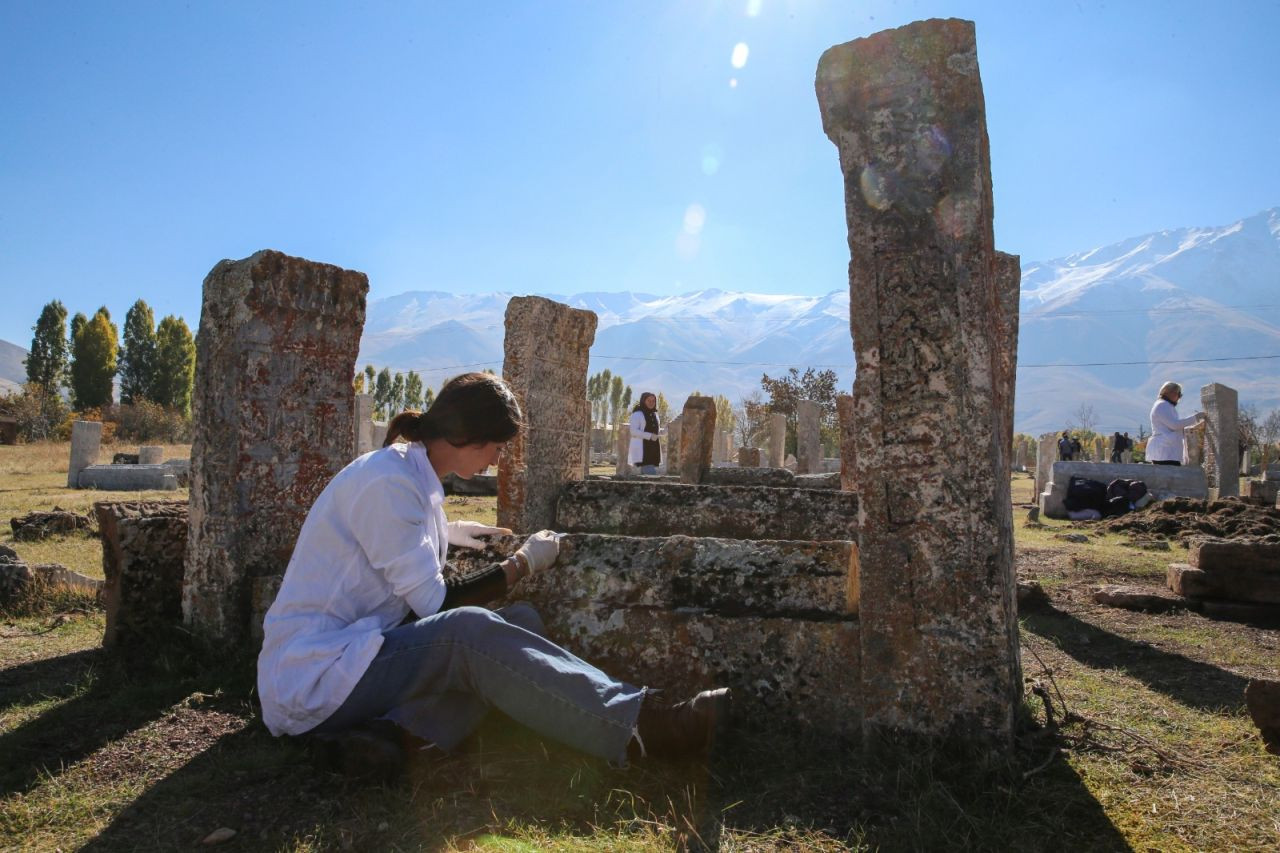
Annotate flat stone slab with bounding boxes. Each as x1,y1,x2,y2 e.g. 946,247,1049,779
1093,585,1187,613
1191,539,1280,572
703,467,795,487
1167,563,1280,605
77,464,178,491
1040,461,1207,519
556,480,858,541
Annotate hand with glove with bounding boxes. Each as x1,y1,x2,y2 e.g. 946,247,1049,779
511,529,561,578
447,520,513,550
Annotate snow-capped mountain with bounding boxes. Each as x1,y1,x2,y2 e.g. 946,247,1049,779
356,208,1280,436
0,339,27,396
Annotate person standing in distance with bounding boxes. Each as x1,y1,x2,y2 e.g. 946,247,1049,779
257,372,728,778
1146,381,1204,466
628,392,663,475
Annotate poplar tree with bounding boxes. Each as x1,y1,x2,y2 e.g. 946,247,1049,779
390,372,405,416
374,368,392,419
404,371,424,410
153,315,196,415
25,300,70,393
69,307,118,409
119,300,157,404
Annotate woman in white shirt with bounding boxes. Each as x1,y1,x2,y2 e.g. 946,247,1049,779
258,372,727,778
628,392,662,474
1147,381,1204,465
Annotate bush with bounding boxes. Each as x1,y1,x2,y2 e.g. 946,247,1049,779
0,384,69,442
54,408,117,444
107,400,192,443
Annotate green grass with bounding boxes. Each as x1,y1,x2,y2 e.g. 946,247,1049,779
1,444,1278,850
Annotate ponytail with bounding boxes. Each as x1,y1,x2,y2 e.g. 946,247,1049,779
381,372,522,448
384,410,429,447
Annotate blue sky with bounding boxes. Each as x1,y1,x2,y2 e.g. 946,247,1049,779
2,0,1278,347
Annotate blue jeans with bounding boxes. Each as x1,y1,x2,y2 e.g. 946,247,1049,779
312,604,645,764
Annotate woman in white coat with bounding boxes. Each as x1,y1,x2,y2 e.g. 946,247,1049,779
257,372,727,779
1147,381,1204,465
628,392,662,474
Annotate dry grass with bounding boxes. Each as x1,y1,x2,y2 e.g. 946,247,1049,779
1,445,1278,850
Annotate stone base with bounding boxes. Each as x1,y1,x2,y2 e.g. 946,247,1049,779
556,480,858,541
78,464,178,491
1168,562,1280,605
1039,462,1207,519
95,501,188,647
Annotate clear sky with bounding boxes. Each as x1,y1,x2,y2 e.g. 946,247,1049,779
2,0,1278,347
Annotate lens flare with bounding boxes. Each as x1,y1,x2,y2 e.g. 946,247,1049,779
683,203,707,235
859,165,893,211
745,0,763,17
729,77,738,88
730,42,749,69
701,143,722,176
915,125,952,176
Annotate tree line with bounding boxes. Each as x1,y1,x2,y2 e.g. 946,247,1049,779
4,299,195,441
354,365,434,421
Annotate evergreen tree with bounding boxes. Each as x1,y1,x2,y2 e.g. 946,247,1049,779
374,368,392,419
422,386,435,410
25,300,70,393
69,307,118,409
364,364,376,392
390,372,405,416
404,371,424,410
153,315,196,415
609,375,624,428
119,299,157,404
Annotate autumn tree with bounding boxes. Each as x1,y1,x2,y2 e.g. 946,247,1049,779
152,315,196,415
119,299,157,404
69,307,118,410
734,390,770,447
759,367,839,454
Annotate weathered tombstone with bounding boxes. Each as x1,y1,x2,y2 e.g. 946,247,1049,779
1035,433,1057,497
666,416,683,473
184,250,368,644
497,295,597,532
796,400,822,474
837,393,857,492
1094,437,1105,463
354,393,375,456
67,420,103,488
711,429,726,464
993,252,1020,472
677,396,717,484
96,500,188,647
738,447,763,467
768,413,787,468
1202,382,1239,497
615,425,630,477
138,446,164,465
817,18,1020,747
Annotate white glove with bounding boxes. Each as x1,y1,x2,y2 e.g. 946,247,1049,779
515,530,560,573
447,520,512,549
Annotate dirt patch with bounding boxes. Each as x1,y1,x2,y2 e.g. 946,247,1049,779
1101,497,1280,542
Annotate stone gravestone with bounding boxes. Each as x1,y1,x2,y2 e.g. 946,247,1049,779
615,424,630,477
184,250,368,644
1202,382,1239,497
738,447,762,467
817,18,1020,747
796,400,822,475
67,420,103,488
665,415,682,473
837,393,857,492
1093,437,1105,463
1035,433,1057,497
138,446,164,465
354,393,375,456
497,296,597,532
768,413,787,468
677,396,717,484
993,252,1020,474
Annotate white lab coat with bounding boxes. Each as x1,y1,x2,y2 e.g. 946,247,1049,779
257,441,449,736
628,409,659,465
1147,398,1200,464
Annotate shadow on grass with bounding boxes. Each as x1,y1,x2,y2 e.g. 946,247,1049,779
1022,606,1248,711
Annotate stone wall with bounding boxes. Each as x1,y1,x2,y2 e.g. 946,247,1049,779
497,296,597,532
817,18,1020,746
96,501,189,647
184,250,368,644
556,479,858,541
1038,461,1207,518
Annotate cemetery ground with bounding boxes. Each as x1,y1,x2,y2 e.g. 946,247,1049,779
1,451,1277,852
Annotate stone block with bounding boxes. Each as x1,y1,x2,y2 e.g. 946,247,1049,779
354,394,375,456
1035,433,1058,497
67,420,103,487
704,466,794,487
1245,679,1280,755
1191,539,1280,572
1168,562,1280,605
555,480,859,541
796,400,821,475
77,464,179,491
184,250,368,644
1202,383,1239,497
1039,461,1207,519
138,446,164,465
31,564,103,595
498,296,597,533
677,396,716,484
817,18,1020,745
837,393,856,492
1093,585,1186,613
96,500,189,647
1245,479,1280,503
796,472,841,490
768,413,786,469
738,447,762,467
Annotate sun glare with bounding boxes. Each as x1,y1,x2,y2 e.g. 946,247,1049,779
730,42,750,69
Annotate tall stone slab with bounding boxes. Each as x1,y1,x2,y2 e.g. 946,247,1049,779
665,416,683,473
738,447,763,467
185,250,367,644
817,18,1020,746
1202,382,1239,497
796,400,822,475
993,252,1020,473
354,393,375,456
615,425,630,477
837,393,857,492
768,413,787,468
497,296,597,532
1035,433,1057,496
67,420,103,487
677,396,717,484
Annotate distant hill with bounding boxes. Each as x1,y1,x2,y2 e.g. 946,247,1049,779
0,339,26,396
358,207,1280,435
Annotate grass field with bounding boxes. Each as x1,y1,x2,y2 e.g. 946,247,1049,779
2,452,1278,850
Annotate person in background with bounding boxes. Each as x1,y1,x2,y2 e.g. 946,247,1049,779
628,392,662,475
1147,381,1204,466
1110,431,1124,463
1058,431,1075,461
258,372,728,779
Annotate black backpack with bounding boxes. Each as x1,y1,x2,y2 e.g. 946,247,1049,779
1064,476,1107,512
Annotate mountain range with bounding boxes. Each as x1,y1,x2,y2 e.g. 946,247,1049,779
3,208,1278,436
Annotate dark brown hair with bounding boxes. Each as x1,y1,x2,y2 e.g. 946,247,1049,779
384,372,523,448
631,392,656,413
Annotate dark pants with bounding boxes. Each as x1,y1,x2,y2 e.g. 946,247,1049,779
1151,460,1181,466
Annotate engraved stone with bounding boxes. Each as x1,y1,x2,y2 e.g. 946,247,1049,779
1202,383,1239,497
677,396,717,484
796,400,822,475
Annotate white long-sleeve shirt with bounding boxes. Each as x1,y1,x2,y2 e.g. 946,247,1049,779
628,409,659,465
257,441,449,736
1147,398,1201,464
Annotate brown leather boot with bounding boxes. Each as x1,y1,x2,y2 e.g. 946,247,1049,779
630,688,731,760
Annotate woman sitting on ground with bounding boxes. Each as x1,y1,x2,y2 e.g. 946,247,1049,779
257,372,728,778
1147,381,1204,466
